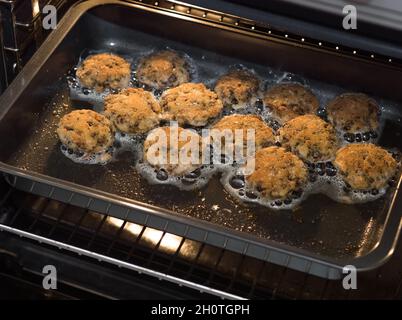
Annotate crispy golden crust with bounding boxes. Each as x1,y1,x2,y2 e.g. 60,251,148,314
279,115,338,162
143,126,202,176
214,70,260,109
160,83,223,126
334,143,397,190
104,88,161,134
263,83,319,123
57,109,114,153
246,146,308,200
212,114,275,150
136,50,190,90
76,53,131,93
326,93,380,133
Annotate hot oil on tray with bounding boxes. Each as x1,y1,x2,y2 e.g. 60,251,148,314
7,76,401,261
3,8,402,261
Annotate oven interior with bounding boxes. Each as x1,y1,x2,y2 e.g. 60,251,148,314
1,0,402,299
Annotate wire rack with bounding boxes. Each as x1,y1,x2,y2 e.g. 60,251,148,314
0,178,338,299
2,178,402,299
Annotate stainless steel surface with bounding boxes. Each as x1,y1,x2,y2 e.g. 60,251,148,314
275,0,402,32
191,0,402,59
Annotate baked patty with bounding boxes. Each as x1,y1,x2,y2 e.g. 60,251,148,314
57,109,115,154
76,53,131,93
160,83,223,126
214,69,260,109
104,88,161,134
326,93,380,133
212,114,275,153
263,83,319,124
143,126,203,176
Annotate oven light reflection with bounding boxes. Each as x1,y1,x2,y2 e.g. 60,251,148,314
107,216,124,228
159,233,182,254
124,222,143,237
32,0,40,17
178,240,200,260
141,227,164,246
106,217,189,256
107,217,143,238
356,217,376,257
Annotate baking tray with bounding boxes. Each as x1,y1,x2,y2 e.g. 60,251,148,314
1,0,402,279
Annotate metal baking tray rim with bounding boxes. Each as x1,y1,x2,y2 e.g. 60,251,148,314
1,0,402,279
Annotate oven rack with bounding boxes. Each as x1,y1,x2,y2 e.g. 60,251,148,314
2,176,402,299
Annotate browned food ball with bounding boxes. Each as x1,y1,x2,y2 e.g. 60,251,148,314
326,93,380,133
104,88,161,134
76,53,131,93
57,109,115,154
334,143,397,190
263,83,319,124
212,114,275,154
279,114,339,162
246,146,308,200
214,69,260,109
136,50,190,90
143,126,202,176
160,83,223,127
